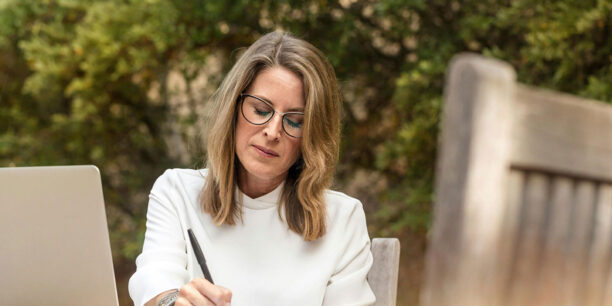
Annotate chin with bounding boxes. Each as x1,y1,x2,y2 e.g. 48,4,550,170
255,169,287,181
244,163,286,180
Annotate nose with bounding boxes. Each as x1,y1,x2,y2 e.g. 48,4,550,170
263,113,283,140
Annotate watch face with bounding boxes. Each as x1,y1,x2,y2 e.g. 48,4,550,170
158,291,178,306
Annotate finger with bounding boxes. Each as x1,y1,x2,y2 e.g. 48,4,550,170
217,286,232,304
192,278,232,305
179,283,213,306
174,295,195,306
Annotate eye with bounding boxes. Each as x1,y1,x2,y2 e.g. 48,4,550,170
284,117,303,128
254,108,271,117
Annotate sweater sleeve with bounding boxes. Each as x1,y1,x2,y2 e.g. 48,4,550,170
323,200,376,306
128,170,190,306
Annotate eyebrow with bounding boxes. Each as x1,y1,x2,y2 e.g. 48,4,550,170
250,93,304,112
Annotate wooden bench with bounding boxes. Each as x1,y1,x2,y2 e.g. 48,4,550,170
369,238,400,306
421,54,612,306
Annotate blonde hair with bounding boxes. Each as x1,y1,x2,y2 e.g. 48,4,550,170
200,31,341,241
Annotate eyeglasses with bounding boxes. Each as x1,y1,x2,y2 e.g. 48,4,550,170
239,93,304,138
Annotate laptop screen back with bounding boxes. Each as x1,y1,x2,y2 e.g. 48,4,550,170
0,165,119,305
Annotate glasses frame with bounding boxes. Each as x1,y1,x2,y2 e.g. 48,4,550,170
239,93,304,138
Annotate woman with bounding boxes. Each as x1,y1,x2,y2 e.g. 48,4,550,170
129,31,376,306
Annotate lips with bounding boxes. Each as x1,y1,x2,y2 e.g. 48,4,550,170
253,145,279,157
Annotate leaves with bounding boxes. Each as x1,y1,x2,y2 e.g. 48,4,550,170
3,3,612,298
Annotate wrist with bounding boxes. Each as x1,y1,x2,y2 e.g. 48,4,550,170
157,290,178,306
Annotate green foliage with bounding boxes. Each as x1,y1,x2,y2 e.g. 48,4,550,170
3,0,612,284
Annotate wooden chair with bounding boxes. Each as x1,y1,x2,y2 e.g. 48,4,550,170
421,53,612,306
368,238,400,306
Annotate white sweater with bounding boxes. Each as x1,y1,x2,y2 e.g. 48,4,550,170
128,169,376,306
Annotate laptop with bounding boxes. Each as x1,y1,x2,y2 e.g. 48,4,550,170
0,165,119,306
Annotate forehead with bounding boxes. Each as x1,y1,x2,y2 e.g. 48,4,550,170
247,66,305,110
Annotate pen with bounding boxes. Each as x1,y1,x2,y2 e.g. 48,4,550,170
187,228,214,284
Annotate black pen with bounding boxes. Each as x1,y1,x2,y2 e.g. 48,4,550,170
187,228,214,284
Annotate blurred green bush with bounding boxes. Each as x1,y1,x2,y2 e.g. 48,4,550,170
2,1,612,303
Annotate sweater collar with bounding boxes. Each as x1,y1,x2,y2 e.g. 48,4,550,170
237,181,284,210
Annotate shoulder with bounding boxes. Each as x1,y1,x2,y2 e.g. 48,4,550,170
324,189,367,226
325,189,363,211
322,189,371,246
146,168,209,215
154,168,207,183
150,168,208,195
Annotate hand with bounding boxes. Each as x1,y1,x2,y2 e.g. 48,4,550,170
175,277,232,306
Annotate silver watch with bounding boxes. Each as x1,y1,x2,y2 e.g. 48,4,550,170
157,291,178,306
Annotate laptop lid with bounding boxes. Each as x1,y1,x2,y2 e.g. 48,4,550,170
0,165,119,306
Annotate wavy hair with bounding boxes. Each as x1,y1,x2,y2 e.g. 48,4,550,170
200,31,341,241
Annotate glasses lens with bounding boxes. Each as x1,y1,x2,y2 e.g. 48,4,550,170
242,96,273,124
283,113,304,138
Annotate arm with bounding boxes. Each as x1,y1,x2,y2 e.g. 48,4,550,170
146,284,231,306
128,170,190,305
129,170,232,306
323,200,376,306
145,290,177,306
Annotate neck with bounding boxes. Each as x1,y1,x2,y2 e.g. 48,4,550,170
238,166,286,199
